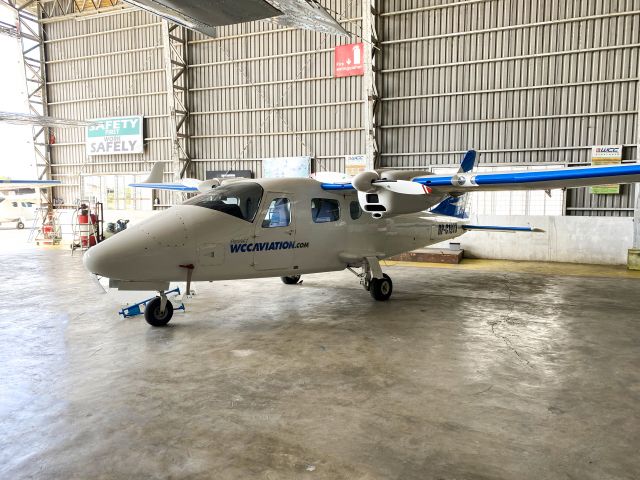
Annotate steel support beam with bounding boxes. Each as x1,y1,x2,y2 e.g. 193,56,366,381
161,20,191,183
3,0,53,213
634,73,640,249
362,0,379,170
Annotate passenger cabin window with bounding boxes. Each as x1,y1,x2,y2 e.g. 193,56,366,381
311,198,340,223
262,198,291,228
350,201,363,220
182,183,263,222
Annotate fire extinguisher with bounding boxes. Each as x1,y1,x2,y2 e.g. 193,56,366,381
78,204,97,247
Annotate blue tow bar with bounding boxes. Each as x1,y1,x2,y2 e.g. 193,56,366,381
118,287,185,318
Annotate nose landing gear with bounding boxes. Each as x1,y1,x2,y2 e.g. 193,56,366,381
145,291,174,327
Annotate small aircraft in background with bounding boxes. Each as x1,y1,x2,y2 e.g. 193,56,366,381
0,179,60,229
0,193,37,229
83,150,640,327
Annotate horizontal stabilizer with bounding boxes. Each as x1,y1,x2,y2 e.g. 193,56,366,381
463,225,544,233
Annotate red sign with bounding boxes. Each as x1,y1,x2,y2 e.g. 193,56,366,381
334,43,365,77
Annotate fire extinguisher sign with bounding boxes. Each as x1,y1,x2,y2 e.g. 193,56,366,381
334,43,365,77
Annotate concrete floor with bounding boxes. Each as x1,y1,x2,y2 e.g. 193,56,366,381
1,229,639,479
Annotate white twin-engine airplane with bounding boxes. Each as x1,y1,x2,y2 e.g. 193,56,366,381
0,179,60,229
83,150,640,327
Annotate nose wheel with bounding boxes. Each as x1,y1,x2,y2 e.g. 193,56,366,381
145,294,174,327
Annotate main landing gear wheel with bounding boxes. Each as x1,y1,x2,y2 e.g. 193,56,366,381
370,274,393,301
281,275,301,285
16,221,24,230
144,297,174,327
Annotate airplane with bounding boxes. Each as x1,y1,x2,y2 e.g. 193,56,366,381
0,193,37,229
82,150,640,327
0,179,60,229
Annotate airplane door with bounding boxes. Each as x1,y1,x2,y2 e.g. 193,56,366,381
253,193,296,271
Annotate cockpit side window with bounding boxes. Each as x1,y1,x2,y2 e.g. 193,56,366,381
182,183,263,222
262,198,291,228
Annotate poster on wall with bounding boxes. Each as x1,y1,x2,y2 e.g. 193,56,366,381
262,156,311,178
334,43,365,77
591,145,622,194
345,154,367,176
86,116,144,156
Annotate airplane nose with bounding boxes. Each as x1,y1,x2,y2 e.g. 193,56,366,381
82,237,124,277
82,207,196,281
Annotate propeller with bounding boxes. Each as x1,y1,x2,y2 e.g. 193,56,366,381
372,180,433,195
352,171,432,195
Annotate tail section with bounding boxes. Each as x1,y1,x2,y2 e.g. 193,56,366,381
430,195,469,219
458,149,477,173
431,150,476,218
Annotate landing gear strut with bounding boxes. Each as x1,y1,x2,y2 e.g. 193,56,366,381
348,256,393,301
144,291,174,327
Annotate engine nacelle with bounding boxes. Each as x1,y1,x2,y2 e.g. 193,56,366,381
357,190,435,218
352,170,439,218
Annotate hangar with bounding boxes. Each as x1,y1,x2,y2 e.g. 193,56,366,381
0,0,639,478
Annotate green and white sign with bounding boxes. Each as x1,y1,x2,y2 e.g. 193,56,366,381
86,116,144,156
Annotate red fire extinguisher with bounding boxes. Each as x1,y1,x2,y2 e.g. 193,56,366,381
78,204,97,247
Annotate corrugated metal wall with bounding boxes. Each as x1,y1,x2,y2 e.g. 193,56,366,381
44,8,170,204
186,0,363,179
41,0,639,216
377,0,640,216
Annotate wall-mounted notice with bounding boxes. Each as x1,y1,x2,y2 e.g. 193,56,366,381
86,116,144,156
345,155,366,176
262,156,311,178
591,145,622,194
334,43,365,77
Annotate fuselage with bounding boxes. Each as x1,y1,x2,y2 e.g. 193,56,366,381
0,195,37,224
83,178,465,287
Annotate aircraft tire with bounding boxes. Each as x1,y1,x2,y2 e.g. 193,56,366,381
281,275,301,285
370,274,392,301
17,221,25,230
144,297,174,327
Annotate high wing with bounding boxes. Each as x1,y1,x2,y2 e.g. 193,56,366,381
413,164,640,194
126,0,348,37
0,179,60,191
320,150,640,218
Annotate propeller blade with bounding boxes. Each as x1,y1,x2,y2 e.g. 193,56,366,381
373,180,433,195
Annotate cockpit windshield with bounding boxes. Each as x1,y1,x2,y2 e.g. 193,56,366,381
183,183,264,222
